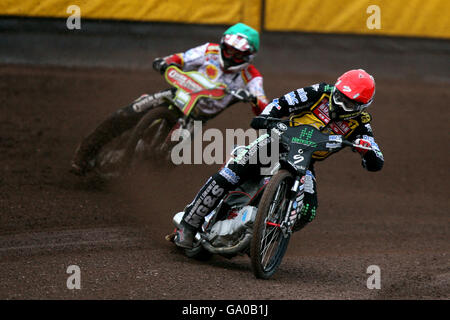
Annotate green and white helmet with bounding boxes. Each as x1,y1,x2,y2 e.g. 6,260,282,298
219,22,260,71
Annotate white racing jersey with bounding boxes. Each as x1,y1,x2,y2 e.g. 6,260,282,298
162,43,268,116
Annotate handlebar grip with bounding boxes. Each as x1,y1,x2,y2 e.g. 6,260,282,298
265,117,282,122
343,140,373,151
341,140,354,147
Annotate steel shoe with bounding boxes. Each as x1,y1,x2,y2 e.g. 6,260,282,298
174,222,196,249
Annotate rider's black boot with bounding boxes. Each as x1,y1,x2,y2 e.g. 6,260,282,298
174,221,197,249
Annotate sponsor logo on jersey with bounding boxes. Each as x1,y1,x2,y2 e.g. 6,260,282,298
361,112,371,124
205,64,218,80
272,98,281,110
312,97,331,124
284,91,299,105
329,121,352,135
324,84,334,92
296,88,308,102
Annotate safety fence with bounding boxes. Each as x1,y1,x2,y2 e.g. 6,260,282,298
1,0,449,38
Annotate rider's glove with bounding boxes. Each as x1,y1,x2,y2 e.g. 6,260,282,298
234,89,256,103
353,138,372,155
250,116,278,130
152,58,168,75
250,116,268,129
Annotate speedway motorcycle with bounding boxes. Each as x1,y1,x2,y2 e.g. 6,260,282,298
91,65,251,178
167,122,373,279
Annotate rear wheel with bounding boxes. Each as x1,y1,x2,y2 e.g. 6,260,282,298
250,169,293,279
93,130,133,180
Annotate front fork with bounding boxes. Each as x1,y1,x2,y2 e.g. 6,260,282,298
152,115,193,159
280,175,303,237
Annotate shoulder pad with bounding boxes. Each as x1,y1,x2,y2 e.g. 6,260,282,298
205,43,220,54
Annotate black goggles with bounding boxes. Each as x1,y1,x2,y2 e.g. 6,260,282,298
221,43,250,64
332,89,369,112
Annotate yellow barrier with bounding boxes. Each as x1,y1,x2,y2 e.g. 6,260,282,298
0,0,262,30
1,0,448,39
265,0,450,39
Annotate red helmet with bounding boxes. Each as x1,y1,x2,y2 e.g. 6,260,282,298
331,69,375,119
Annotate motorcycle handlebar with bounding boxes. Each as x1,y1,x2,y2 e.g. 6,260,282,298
265,117,374,151
226,88,256,103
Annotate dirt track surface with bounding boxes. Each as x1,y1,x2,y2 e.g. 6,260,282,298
1,23,449,300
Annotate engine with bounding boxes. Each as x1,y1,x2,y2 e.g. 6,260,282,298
206,206,257,247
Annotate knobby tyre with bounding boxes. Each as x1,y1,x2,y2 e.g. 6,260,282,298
250,169,293,279
122,106,179,170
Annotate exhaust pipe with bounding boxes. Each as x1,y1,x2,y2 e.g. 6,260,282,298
173,211,252,254
201,232,252,255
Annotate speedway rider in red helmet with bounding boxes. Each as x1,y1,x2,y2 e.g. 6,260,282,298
174,69,384,248
71,23,268,176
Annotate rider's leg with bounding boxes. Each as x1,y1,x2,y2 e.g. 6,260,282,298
175,164,257,248
70,104,143,175
293,170,318,231
71,89,175,175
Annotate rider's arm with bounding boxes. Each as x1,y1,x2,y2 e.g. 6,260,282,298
152,54,184,74
153,43,210,74
351,118,384,172
242,65,269,115
251,97,269,116
250,83,327,129
180,43,211,71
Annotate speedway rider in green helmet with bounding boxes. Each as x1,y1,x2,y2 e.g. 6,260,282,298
71,23,269,176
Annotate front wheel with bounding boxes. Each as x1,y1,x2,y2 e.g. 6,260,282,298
123,106,179,170
250,169,293,279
